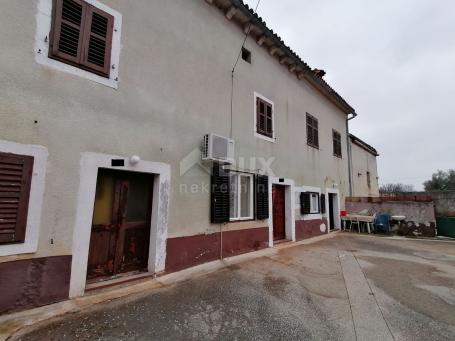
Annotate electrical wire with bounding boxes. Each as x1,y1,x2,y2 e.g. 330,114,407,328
223,0,263,261
229,0,262,138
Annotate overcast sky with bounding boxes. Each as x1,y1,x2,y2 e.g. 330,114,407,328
243,0,455,190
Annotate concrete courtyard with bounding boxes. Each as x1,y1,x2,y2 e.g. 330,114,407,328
18,234,455,341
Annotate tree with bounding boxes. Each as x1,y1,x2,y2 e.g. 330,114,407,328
423,169,455,191
379,183,414,195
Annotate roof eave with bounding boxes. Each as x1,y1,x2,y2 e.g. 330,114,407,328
210,0,356,115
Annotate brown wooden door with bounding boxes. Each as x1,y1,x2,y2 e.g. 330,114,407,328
87,170,153,281
272,185,286,241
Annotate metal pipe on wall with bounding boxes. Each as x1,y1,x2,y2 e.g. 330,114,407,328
346,112,357,197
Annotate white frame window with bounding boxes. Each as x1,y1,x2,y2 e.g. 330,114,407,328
310,193,320,214
35,0,122,89
254,92,276,143
229,173,254,221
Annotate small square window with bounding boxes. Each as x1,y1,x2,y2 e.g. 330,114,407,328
242,47,251,63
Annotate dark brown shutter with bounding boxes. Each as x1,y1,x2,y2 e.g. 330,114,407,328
49,0,113,77
0,153,34,244
300,192,311,215
265,104,273,137
81,5,114,76
306,114,319,148
257,98,273,138
50,0,87,64
320,194,326,214
255,175,269,220
210,164,230,224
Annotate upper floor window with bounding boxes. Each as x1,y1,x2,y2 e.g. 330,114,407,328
49,0,114,77
229,172,254,221
255,94,274,141
0,152,34,244
242,47,252,63
306,113,319,148
333,130,342,158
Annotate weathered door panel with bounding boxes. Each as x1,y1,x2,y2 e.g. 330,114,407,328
87,169,153,281
272,185,286,241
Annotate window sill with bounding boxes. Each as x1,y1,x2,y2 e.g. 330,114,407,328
255,132,276,143
230,218,255,223
307,143,319,150
333,154,342,159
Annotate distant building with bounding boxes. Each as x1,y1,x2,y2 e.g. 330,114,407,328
349,134,380,197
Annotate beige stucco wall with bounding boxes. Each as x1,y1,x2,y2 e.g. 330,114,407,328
350,142,379,197
0,0,350,261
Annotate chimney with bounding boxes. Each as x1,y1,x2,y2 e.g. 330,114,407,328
313,68,326,78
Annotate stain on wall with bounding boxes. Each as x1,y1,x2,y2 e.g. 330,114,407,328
295,219,328,241
0,256,71,314
165,227,268,273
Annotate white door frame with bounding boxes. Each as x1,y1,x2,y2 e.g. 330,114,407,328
325,188,341,230
69,152,171,298
268,178,295,246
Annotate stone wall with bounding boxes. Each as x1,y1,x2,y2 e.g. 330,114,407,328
428,191,455,217
346,198,436,223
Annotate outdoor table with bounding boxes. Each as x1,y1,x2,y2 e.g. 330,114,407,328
341,215,374,233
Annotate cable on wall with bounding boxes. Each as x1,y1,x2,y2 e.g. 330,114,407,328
222,0,263,261
229,0,262,139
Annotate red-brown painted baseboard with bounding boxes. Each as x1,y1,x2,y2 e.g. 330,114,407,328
0,255,72,314
295,218,328,241
165,227,269,273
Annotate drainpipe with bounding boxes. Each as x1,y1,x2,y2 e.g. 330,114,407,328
346,112,357,197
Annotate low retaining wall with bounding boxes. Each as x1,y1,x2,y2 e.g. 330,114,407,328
346,200,435,224
346,198,436,237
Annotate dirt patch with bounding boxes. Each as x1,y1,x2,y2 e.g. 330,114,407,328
263,275,290,297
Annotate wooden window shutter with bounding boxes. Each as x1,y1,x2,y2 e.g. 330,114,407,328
210,164,230,224
300,192,311,215
320,194,326,214
0,153,34,244
255,175,269,220
50,0,87,64
257,98,266,135
81,5,114,76
50,0,113,77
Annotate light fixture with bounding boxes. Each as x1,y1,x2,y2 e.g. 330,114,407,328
130,155,141,165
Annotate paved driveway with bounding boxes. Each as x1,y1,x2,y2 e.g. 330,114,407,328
19,234,455,341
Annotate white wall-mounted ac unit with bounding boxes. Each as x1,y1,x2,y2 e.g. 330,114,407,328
202,133,235,164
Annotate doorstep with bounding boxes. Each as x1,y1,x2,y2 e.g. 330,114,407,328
0,231,339,341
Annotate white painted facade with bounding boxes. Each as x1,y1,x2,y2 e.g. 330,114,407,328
349,136,380,197
0,0,369,299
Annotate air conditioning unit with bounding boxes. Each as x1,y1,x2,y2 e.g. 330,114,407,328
202,133,235,164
